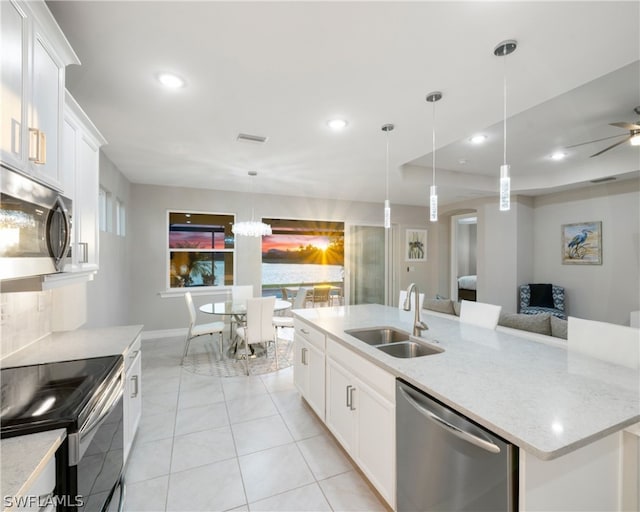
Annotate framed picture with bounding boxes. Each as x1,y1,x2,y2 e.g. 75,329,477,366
561,221,602,265
406,229,427,261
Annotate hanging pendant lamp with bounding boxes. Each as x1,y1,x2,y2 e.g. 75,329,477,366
494,39,517,212
426,91,442,222
231,171,272,237
381,123,394,229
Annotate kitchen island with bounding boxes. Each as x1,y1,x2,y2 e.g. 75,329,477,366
293,304,639,511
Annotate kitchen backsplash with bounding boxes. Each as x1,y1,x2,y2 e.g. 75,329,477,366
0,291,53,360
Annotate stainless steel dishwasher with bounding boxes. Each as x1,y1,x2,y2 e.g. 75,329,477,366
396,380,518,511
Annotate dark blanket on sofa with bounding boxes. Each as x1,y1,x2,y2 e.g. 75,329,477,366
528,283,554,308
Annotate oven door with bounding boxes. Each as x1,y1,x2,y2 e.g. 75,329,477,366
65,370,125,512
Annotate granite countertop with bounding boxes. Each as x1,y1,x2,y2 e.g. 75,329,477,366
1,429,66,512
0,325,144,510
294,304,640,460
0,324,144,368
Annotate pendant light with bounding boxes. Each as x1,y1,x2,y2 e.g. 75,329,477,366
381,123,394,229
231,171,272,237
426,91,442,222
494,39,517,212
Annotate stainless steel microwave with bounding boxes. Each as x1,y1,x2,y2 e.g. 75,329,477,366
0,166,72,281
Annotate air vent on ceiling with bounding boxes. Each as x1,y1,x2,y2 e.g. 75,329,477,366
237,133,268,144
590,176,617,184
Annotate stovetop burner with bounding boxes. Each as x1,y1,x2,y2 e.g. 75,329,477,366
0,355,122,438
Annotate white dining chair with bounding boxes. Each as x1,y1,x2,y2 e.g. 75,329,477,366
229,285,253,338
568,317,640,369
182,291,225,365
273,288,308,339
459,300,502,329
399,290,425,311
236,296,277,375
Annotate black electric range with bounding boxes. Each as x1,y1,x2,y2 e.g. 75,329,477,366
1,355,125,512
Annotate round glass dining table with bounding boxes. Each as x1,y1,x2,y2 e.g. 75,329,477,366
198,299,292,317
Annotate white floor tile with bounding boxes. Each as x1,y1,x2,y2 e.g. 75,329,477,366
260,366,295,393
269,388,307,414
126,438,173,484
222,376,269,401
143,375,181,396
238,443,314,503
318,471,387,512
171,426,237,473
174,402,229,437
226,394,279,425
231,414,293,456
135,411,175,444
142,390,179,417
166,458,246,511
248,483,331,511
177,385,226,410
279,407,326,441
124,475,169,511
297,433,353,481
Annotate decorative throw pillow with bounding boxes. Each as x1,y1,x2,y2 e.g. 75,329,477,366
452,300,461,316
528,284,555,308
424,298,455,315
550,316,568,339
498,312,552,335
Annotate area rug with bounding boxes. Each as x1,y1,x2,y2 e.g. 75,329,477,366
182,327,294,377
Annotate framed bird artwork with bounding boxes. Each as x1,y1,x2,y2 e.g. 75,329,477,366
562,221,602,264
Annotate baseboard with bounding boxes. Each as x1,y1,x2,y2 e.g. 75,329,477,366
141,328,187,340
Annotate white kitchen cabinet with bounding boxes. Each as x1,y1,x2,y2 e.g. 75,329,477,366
293,319,325,420
0,0,79,190
123,335,142,464
62,91,106,272
325,337,396,507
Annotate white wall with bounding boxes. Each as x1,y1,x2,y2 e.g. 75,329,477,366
129,183,429,332
85,152,131,328
532,179,640,325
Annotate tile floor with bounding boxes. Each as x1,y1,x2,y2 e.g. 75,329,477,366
125,334,388,511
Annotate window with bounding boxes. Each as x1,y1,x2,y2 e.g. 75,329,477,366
261,218,344,295
116,199,126,236
168,211,235,288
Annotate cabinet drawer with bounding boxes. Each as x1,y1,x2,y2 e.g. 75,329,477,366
294,319,325,351
327,336,395,403
125,334,142,373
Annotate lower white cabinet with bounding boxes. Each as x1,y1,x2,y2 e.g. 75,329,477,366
293,319,325,420
325,337,396,507
123,335,142,464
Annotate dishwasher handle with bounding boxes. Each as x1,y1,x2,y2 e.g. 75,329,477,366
398,387,501,454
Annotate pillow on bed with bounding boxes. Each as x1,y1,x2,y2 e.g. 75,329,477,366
550,316,568,339
528,283,554,308
424,298,455,315
498,312,552,335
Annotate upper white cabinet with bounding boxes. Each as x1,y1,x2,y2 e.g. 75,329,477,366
62,91,106,272
0,0,79,190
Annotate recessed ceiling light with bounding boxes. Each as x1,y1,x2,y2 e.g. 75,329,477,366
470,134,487,144
551,151,567,161
327,119,348,131
157,72,185,88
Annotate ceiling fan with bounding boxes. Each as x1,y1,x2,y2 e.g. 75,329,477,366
566,106,640,157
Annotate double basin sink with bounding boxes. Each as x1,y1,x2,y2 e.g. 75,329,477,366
344,327,444,358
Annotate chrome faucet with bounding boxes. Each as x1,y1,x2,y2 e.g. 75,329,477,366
403,283,428,337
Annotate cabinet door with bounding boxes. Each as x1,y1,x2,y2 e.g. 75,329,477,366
0,0,26,168
306,341,325,420
75,135,99,269
124,350,142,464
355,378,395,505
30,27,64,188
325,358,355,454
293,335,306,395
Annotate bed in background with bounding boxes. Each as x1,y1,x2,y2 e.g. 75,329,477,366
457,275,477,301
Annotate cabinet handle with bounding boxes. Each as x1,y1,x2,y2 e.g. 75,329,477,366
301,347,307,365
349,386,356,411
79,242,89,263
28,128,46,164
300,328,310,335
129,350,139,360
346,384,352,408
131,375,139,398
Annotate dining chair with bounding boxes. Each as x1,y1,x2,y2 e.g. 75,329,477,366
568,317,639,369
459,300,502,329
236,296,277,375
182,291,225,365
312,285,331,307
229,285,254,338
273,288,308,339
398,290,425,311
330,286,344,306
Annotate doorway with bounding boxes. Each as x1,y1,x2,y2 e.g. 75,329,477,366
346,225,388,305
450,213,477,301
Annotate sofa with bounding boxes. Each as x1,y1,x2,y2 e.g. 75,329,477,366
422,298,568,345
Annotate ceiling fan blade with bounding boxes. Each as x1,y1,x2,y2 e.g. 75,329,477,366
589,135,632,157
609,122,640,130
565,133,625,149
